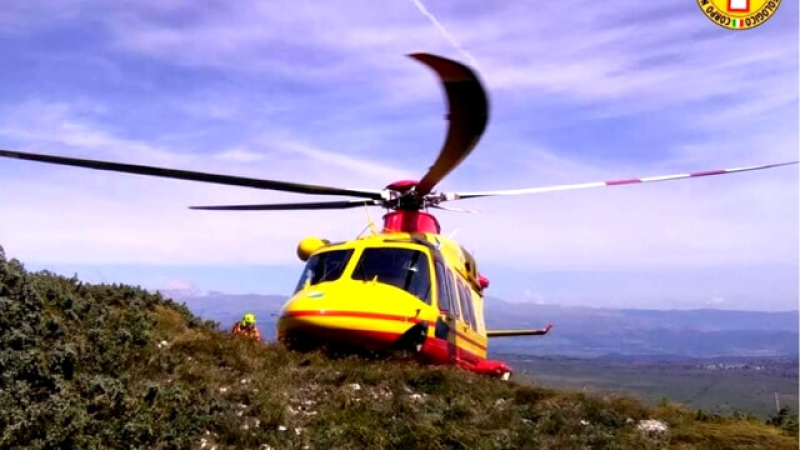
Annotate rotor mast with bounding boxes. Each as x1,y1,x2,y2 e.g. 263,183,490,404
378,179,440,234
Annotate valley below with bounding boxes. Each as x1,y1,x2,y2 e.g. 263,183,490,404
506,354,798,420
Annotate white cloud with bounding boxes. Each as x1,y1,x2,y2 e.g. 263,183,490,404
214,147,265,163
164,279,197,291
74,1,796,116
0,101,417,265
2,99,794,272
518,290,546,305
0,0,87,36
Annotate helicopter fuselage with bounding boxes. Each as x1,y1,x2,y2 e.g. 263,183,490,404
276,227,497,373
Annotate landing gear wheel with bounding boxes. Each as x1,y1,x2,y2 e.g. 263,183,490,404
391,323,429,358
499,371,512,381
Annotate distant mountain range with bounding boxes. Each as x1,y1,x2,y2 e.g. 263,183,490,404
158,289,799,359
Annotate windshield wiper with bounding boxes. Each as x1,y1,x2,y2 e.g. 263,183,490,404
402,251,422,291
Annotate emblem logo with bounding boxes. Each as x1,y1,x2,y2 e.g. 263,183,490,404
697,0,781,30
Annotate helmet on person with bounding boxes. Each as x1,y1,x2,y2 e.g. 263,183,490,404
242,313,256,326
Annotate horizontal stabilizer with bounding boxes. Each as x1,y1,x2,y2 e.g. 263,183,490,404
486,324,553,338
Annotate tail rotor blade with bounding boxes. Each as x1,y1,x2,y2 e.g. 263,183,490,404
446,161,799,201
189,199,381,211
409,53,489,196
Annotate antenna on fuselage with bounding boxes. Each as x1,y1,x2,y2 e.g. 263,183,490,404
363,203,378,235
355,223,371,238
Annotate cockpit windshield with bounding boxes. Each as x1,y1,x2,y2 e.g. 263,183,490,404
294,249,354,293
350,247,432,305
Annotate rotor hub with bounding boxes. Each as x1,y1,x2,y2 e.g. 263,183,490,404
385,180,419,192
381,179,438,211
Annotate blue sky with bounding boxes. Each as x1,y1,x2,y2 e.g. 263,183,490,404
1,1,798,311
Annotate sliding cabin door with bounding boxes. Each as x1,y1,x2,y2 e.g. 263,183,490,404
454,277,484,363
433,260,460,363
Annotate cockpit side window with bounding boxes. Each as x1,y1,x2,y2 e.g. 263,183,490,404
350,247,432,305
294,249,354,293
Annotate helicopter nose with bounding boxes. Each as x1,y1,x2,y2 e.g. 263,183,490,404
276,287,432,352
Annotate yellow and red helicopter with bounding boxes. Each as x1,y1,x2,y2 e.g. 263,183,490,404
0,53,796,380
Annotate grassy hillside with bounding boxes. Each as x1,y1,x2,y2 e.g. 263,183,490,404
1,253,797,450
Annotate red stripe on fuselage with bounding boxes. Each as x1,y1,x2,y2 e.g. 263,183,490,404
421,335,484,368
284,310,424,323
454,330,486,351
280,321,485,368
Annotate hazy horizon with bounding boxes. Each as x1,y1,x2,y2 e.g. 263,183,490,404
13,259,799,313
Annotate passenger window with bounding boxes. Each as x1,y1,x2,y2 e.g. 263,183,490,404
458,280,478,331
434,260,451,312
445,269,461,320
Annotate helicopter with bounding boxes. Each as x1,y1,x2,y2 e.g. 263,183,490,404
0,52,797,380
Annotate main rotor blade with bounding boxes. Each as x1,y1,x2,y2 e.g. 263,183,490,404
430,204,479,214
0,148,384,199
410,53,489,197
448,161,799,200
189,199,381,211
